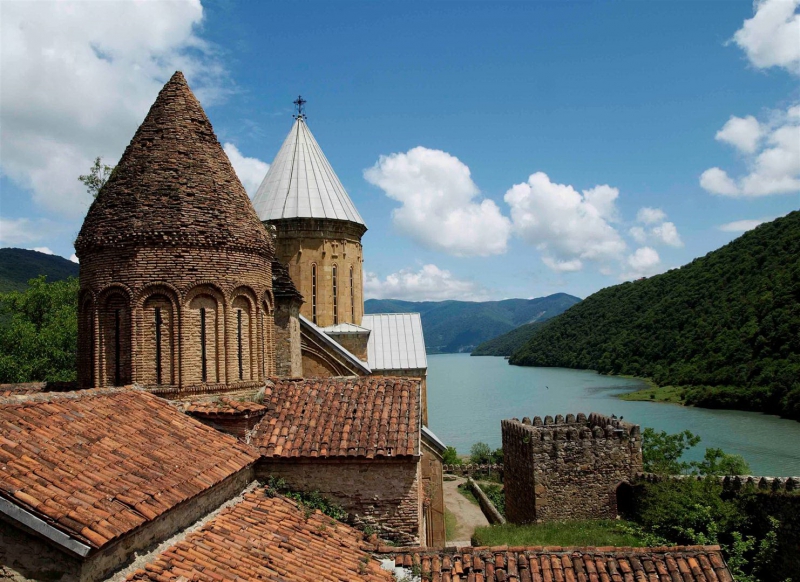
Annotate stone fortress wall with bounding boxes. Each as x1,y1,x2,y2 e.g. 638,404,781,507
502,412,643,524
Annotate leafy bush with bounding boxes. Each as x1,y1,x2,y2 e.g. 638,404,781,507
0,276,78,383
264,476,347,521
442,446,461,465
479,483,506,516
470,442,491,464
642,428,751,475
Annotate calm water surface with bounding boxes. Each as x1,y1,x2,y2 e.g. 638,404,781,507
427,354,800,476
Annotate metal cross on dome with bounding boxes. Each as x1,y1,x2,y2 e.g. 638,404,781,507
293,95,307,119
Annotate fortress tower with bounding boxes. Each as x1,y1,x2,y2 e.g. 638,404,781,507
251,101,366,328
74,72,276,391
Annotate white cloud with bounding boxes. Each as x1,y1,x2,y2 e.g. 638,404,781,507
732,0,800,74
364,147,511,257
504,172,626,272
636,207,667,224
69,254,80,264
32,247,54,255
223,143,269,197
0,0,226,219
0,218,44,245
700,105,800,197
651,222,683,247
364,264,489,301
718,218,772,232
700,167,741,195
715,115,763,153
620,247,662,280
629,226,648,244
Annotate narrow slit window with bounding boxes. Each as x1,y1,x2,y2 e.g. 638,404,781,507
155,307,162,385
237,309,243,381
114,308,121,386
350,266,355,321
200,307,207,382
332,264,338,324
311,264,317,324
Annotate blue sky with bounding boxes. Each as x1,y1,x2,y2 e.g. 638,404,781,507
1,0,798,301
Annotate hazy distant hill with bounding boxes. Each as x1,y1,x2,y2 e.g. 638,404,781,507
509,211,800,420
365,294,581,353
471,321,547,357
0,248,79,293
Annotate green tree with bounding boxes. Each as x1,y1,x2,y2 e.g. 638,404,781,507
442,446,461,465
0,276,78,383
695,448,751,476
642,428,701,474
78,156,114,198
470,442,491,465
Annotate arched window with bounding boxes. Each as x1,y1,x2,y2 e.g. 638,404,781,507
350,266,355,322
332,264,339,324
188,294,219,384
100,292,131,386
232,296,252,381
311,263,318,324
143,294,174,385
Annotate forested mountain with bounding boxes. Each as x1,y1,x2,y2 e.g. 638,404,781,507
509,211,800,420
471,321,546,356
365,294,580,353
0,248,79,293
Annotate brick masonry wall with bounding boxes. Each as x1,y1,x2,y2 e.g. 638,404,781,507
256,458,422,546
269,218,366,327
78,245,275,391
503,413,643,524
273,298,302,377
421,441,445,548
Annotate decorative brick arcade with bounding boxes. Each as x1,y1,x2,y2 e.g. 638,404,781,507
502,413,643,523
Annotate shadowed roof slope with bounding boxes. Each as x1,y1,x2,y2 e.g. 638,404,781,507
0,388,258,551
254,376,420,458
383,545,733,582
126,489,392,582
75,71,272,257
252,116,366,226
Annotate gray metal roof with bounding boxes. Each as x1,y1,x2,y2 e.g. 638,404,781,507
298,314,371,374
321,322,371,334
252,117,366,225
361,313,427,371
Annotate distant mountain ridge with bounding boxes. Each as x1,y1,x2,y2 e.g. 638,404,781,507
0,248,79,293
471,321,547,357
508,211,800,420
365,294,581,353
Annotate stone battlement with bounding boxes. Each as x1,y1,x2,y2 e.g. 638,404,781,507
637,473,800,493
503,412,641,441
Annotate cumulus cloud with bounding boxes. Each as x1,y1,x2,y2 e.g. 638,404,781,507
715,115,763,153
629,226,647,244
364,147,511,257
636,207,667,225
732,0,800,74
364,264,489,301
620,247,662,280
223,143,269,196
700,104,800,196
651,222,683,247
0,218,44,245
504,172,626,272
0,0,226,219
32,247,54,255
69,254,80,264
718,218,772,232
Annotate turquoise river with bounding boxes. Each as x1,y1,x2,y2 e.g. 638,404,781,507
427,354,800,476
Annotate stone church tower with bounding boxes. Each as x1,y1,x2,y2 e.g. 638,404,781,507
74,72,276,390
251,104,367,328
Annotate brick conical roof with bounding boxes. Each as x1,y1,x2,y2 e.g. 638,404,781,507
75,72,272,257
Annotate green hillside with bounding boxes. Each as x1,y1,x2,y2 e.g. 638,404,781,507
509,211,800,420
365,294,580,353
471,321,546,356
0,248,79,293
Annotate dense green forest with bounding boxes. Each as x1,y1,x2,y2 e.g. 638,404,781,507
509,211,800,420
365,293,579,353
471,321,545,356
0,248,79,293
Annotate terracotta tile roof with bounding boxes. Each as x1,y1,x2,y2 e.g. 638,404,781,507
185,397,267,417
126,488,392,582
75,71,272,258
253,376,420,459
0,388,258,550
0,382,46,397
382,546,733,582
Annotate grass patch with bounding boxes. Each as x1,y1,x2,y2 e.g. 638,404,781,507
471,520,651,547
618,384,685,404
457,482,480,506
445,508,458,540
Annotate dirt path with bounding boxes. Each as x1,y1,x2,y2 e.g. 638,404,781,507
443,476,489,545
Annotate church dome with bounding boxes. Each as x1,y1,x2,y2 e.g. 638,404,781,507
75,72,272,258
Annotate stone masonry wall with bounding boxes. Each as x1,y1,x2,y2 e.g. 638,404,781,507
273,298,302,377
503,413,643,524
256,458,422,546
